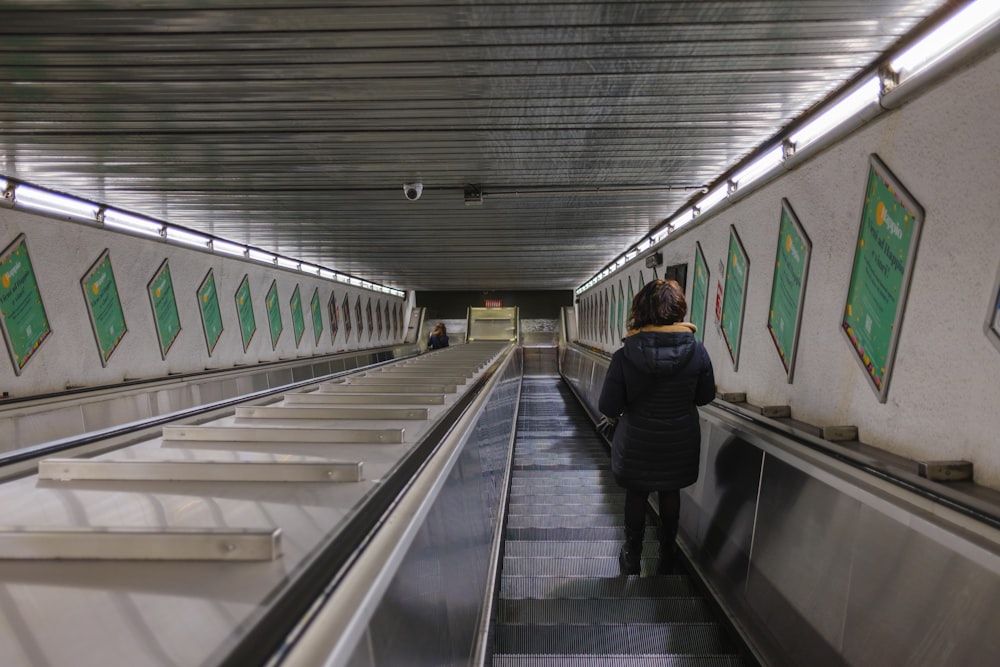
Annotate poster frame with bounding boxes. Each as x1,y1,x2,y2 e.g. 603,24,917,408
265,279,282,350
987,261,1000,354
720,226,750,371
197,269,224,356
766,198,812,383
0,233,52,374
146,258,182,360
290,284,305,348
234,274,256,353
80,248,128,367
840,154,923,403
311,287,323,346
691,242,710,342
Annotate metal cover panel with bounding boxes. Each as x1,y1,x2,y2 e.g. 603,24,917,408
0,2,949,291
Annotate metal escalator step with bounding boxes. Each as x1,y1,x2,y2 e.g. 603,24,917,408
507,502,624,515
492,655,747,666
503,540,651,558
499,575,697,599
502,556,631,577
505,526,623,541
513,463,609,472
505,515,620,529
498,597,716,624
494,623,732,655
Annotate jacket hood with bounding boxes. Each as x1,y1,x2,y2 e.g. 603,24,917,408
621,323,697,376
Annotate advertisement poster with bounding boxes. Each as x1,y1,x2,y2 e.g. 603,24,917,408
197,269,223,356
147,259,181,359
691,243,709,342
721,227,750,370
0,235,51,373
841,155,923,402
289,284,304,348
81,250,127,366
376,299,384,339
234,274,256,352
767,200,812,381
365,298,373,341
342,293,351,339
328,292,340,342
265,280,282,349
311,288,323,345
354,296,363,341
618,281,625,339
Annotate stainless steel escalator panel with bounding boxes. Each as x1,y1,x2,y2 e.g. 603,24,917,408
234,406,429,420
284,392,445,405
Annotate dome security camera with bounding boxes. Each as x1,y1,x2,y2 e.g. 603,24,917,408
403,183,423,201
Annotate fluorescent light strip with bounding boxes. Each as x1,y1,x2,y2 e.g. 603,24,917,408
276,257,299,270
696,183,729,215
212,239,247,256
103,209,164,237
165,226,210,248
732,145,785,190
891,0,1000,76
789,76,880,149
248,249,276,264
15,185,98,220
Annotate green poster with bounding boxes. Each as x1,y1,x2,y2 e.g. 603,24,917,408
81,250,127,366
266,280,283,349
842,155,923,401
290,284,305,348
627,277,634,332
311,287,323,345
608,288,615,342
234,275,256,352
767,200,812,380
721,227,749,370
147,259,181,359
618,281,625,338
691,243,710,342
0,234,51,373
198,270,223,355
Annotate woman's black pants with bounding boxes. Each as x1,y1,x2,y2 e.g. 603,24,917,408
623,488,680,541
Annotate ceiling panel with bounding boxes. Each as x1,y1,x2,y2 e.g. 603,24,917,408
0,1,949,290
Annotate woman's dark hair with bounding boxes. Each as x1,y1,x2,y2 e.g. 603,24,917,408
628,279,687,330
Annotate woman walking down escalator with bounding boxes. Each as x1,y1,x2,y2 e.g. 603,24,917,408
598,279,716,575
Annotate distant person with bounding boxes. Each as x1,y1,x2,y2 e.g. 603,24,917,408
598,279,715,575
428,322,449,350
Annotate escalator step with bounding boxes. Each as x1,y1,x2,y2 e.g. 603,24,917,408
504,541,650,558
507,497,624,511
493,655,747,666
498,597,716,624
499,575,697,599
505,515,620,529
505,526,623,541
494,623,733,655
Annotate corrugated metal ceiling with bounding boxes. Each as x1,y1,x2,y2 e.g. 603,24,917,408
0,1,951,290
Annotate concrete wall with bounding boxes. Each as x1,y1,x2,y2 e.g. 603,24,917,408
577,47,1000,489
0,208,408,398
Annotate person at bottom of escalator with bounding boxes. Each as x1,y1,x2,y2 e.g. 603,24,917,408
598,279,716,575
427,322,449,350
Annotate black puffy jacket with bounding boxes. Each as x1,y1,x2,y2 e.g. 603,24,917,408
598,323,716,491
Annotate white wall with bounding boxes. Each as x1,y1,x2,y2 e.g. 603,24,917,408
578,47,1000,489
0,208,408,397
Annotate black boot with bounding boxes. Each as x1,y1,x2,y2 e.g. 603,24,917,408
618,527,643,575
657,525,677,575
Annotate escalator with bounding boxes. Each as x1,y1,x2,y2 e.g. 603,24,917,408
492,353,752,666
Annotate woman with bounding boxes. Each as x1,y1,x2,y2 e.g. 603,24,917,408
598,279,715,575
427,322,449,350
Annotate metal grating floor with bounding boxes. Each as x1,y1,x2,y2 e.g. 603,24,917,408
491,370,748,666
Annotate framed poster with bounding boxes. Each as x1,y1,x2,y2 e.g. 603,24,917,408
147,259,181,360
841,155,923,402
376,299,384,339
988,265,1000,354
310,287,323,346
290,284,305,348
234,274,256,352
265,280,282,349
342,293,352,340
384,302,390,340
81,249,127,366
365,298,374,341
328,291,340,342
0,234,52,374
197,269,223,356
691,243,710,342
391,301,399,340
617,280,625,339
607,287,614,342
721,227,750,370
767,199,812,381
355,296,363,342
